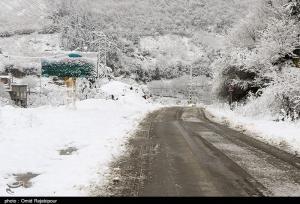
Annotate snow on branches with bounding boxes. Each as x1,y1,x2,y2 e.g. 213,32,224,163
213,0,300,120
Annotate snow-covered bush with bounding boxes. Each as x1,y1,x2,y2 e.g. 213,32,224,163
235,67,300,121
213,0,300,119
26,77,107,107
28,89,65,107
21,76,38,95
268,68,300,120
14,28,36,36
76,78,106,100
235,87,283,120
0,83,11,106
0,31,14,38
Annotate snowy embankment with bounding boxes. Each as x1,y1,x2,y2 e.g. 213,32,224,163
0,81,159,196
204,103,300,155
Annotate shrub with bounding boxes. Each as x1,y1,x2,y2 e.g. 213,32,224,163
38,25,60,34
0,31,14,38
14,29,36,36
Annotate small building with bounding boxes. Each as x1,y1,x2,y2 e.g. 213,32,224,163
292,47,300,68
9,84,28,107
292,57,300,68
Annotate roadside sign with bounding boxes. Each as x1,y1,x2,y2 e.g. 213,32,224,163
41,58,95,78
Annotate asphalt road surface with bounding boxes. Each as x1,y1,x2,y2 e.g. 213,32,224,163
105,107,300,197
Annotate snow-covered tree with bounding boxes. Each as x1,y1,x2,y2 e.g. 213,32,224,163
0,82,11,105
76,78,105,100
265,67,300,120
59,4,99,51
213,0,300,119
21,76,38,95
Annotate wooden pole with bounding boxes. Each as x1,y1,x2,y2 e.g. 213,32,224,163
189,65,193,104
39,75,42,104
72,78,76,109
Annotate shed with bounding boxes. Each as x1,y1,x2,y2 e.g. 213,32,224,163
9,84,28,107
292,47,300,68
292,57,300,68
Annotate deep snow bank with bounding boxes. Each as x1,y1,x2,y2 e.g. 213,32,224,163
0,81,159,196
205,103,300,154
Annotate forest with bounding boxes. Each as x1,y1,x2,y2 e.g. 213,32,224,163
45,0,300,120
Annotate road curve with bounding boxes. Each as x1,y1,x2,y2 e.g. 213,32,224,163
104,107,300,197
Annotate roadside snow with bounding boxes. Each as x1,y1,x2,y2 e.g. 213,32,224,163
204,103,300,154
0,81,159,196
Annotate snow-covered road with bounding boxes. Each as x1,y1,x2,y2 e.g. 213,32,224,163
105,107,300,196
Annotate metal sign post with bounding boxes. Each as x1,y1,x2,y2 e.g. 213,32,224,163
72,78,76,110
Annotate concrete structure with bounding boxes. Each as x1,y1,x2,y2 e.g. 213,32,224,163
9,84,28,107
292,57,300,68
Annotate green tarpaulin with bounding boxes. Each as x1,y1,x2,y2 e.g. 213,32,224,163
68,53,82,58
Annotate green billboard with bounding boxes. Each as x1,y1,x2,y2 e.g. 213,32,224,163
41,57,95,78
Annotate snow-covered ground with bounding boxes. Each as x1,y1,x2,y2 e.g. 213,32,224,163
0,81,159,196
204,103,300,155
0,33,61,57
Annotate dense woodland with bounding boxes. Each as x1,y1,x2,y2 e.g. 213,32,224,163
215,0,300,120
41,0,251,82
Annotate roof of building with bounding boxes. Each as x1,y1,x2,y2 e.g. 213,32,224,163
11,84,27,86
0,75,10,78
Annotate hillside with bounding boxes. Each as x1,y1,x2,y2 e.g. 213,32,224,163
84,0,254,36
0,0,48,33
0,0,255,37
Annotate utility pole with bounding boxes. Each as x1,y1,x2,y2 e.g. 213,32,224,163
39,74,42,104
39,59,42,105
96,32,108,79
72,78,76,109
188,65,193,104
